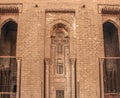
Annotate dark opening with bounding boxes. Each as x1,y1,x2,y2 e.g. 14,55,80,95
103,22,119,57
13,85,16,92
56,90,64,98
0,21,17,56
103,21,120,94
0,21,18,97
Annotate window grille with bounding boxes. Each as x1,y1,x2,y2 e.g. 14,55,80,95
56,90,64,98
0,57,21,98
57,63,63,74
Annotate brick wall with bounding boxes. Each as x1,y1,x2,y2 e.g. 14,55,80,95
0,0,120,98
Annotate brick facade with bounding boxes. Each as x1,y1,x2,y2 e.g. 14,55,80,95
0,0,120,98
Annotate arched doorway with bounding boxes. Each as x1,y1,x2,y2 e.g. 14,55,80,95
103,21,120,94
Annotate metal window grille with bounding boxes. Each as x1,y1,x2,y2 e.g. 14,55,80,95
99,57,120,98
56,90,64,98
0,56,21,98
57,63,63,74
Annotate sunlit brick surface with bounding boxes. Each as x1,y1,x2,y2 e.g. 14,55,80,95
0,0,120,98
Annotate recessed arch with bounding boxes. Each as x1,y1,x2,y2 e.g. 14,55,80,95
49,19,71,98
52,23,69,37
46,19,71,37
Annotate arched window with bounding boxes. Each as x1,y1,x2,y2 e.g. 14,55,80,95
103,21,119,93
0,21,17,56
103,22,119,57
0,20,18,97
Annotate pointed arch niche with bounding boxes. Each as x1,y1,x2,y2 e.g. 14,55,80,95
45,11,76,98
45,22,72,98
51,23,69,75
103,21,120,94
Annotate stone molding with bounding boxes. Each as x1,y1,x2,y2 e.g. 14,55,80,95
45,9,75,13
98,4,120,14
102,7,120,14
0,3,23,13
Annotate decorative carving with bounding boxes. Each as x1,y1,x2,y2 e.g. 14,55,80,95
51,23,70,75
102,7,120,14
0,3,23,13
0,7,19,13
45,11,75,98
45,11,74,37
98,4,120,14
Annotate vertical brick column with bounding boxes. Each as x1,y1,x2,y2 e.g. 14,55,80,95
16,58,21,98
70,58,76,98
45,58,50,98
